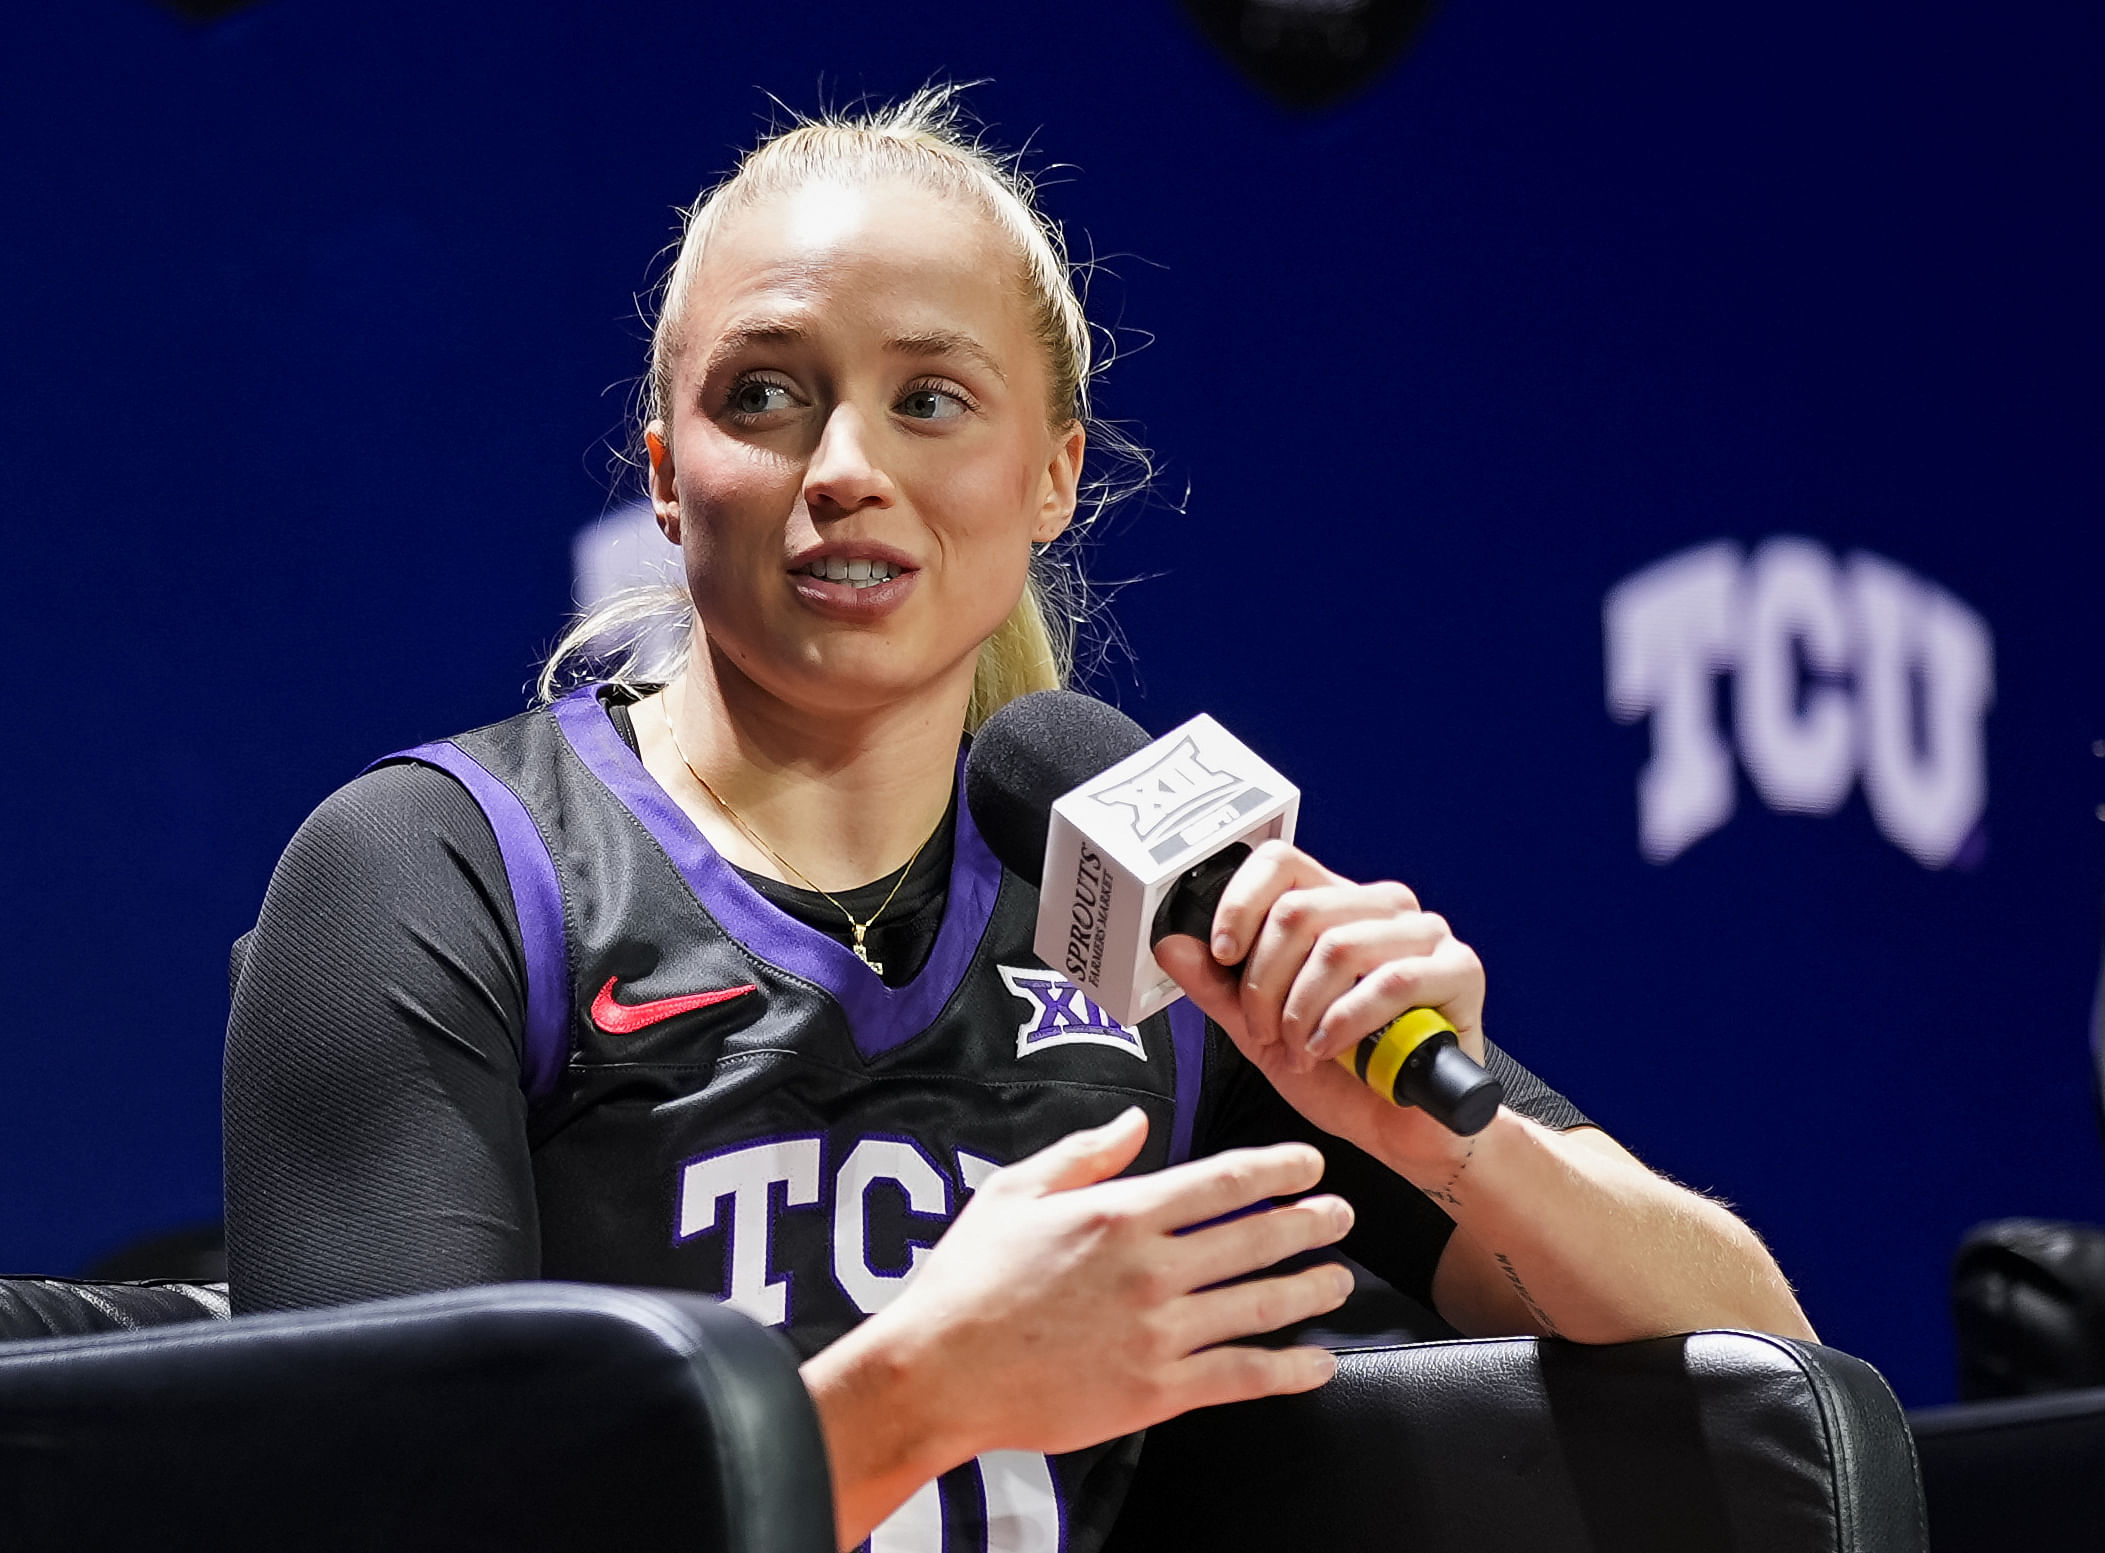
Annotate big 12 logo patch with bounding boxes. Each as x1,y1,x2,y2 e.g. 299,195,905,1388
997,965,1148,1061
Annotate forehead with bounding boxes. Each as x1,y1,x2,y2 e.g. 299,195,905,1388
683,179,1030,368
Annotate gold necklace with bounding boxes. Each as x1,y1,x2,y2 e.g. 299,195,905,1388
657,687,931,975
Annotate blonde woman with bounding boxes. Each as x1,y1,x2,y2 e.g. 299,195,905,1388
225,90,1813,1553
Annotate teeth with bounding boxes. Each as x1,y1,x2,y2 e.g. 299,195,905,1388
806,557,900,588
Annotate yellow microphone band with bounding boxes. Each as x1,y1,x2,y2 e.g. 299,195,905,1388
1336,1007,1459,1104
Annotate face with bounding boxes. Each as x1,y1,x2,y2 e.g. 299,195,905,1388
649,177,1083,720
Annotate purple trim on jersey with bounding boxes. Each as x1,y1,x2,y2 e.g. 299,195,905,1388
369,741,571,1101
1166,998,1207,1166
553,687,1002,1061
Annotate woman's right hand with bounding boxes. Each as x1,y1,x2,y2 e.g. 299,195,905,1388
802,1108,1353,1546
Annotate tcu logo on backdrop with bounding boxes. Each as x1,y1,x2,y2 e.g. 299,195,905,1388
1604,538,1994,868
997,966,1146,1060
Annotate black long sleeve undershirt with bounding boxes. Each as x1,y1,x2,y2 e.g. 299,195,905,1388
224,712,1586,1317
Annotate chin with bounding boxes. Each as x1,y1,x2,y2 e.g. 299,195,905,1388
771,644,979,720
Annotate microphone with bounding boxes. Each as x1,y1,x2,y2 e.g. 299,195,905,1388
965,692,1504,1136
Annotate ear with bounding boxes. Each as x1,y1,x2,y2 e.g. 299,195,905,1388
646,422,681,544
1031,420,1086,545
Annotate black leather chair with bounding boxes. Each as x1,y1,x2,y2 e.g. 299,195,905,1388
1,1275,1926,1552
1111,1329,1925,1553
1912,1212,2105,1551
0,1279,835,1553
1909,1386,2105,1553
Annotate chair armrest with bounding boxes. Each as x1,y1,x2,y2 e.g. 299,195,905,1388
0,1275,229,1339
0,1282,834,1553
1106,1330,1925,1553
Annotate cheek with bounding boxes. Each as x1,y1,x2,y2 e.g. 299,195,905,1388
927,440,1044,583
677,439,794,570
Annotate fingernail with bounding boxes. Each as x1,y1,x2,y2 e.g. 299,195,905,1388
1330,1266,1356,1299
1309,1350,1338,1383
1303,1026,1330,1058
1212,932,1236,961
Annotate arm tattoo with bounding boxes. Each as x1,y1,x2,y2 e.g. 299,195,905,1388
1493,1251,1563,1337
1420,1139,1476,1209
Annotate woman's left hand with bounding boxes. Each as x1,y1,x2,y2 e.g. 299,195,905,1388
1153,839,1489,1174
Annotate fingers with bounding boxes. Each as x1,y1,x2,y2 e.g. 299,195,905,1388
1169,1341,1338,1414
1178,1259,1357,1353
1237,882,1431,1054
1208,841,1351,967
994,1107,1151,1197
1152,933,1243,1031
1253,898,1447,1053
1202,842,1484,1078
1306,935,1485,1066
1112,1140,1327,1233
1171,1191,1354,1292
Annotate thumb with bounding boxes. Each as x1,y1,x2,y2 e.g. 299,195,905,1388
1153,934,1245,1039
1000,1106,1150,1197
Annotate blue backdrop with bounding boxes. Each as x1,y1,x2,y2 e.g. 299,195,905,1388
6,0,2101,1406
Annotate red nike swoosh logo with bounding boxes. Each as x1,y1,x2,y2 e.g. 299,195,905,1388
591,976,758,1035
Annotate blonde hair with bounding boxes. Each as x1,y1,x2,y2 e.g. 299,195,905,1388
540,85,1140,725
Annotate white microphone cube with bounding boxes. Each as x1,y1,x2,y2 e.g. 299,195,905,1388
1035,714,1300,1027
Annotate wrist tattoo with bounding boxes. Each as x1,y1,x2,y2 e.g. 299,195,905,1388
1420,1139,1475,1209
1493,1251,1562,1337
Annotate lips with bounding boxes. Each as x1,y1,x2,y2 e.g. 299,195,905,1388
787,544,920,620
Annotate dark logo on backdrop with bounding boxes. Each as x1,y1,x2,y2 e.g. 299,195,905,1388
151,0,270,22
1178,0,1442,111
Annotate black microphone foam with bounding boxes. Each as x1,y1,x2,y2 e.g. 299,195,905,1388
964,691,1152,888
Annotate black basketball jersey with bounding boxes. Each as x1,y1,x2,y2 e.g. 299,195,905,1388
382,685,1208,1553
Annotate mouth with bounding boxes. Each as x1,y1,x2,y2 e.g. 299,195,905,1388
793,555,907,590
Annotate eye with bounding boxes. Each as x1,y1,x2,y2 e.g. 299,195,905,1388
897,382,972,422
725,375,798,421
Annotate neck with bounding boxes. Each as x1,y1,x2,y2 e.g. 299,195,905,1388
639,633,971,893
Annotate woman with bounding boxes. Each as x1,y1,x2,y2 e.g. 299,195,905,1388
225,90,1813,1553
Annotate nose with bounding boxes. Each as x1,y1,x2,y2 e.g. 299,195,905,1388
803,404,894,519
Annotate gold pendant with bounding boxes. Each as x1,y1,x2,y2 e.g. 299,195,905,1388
851,927,883,976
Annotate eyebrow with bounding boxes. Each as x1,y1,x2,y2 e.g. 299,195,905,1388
702,319,1008,384
884,328,1008,384
702,318,808,379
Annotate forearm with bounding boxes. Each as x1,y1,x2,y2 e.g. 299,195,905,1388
1403,1111,1815,1344
800,1314,967,1552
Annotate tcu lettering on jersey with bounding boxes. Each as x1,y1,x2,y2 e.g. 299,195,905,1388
996,966,1146,1060
675,1134,1003,1324
675,1137,1066,1551
1604,538,1994,868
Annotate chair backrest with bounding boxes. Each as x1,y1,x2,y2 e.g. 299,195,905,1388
0,1276,228,1341
0,1281,834,1553
1107,1329,1926,1553
1909,1384,2105,1553
2092,902,2104,1150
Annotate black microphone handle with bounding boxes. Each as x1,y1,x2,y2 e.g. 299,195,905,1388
1148,844,1503,1136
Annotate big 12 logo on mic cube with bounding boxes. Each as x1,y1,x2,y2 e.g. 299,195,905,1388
1037,715,1300,1026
